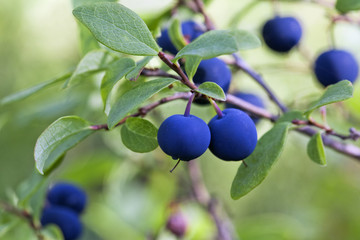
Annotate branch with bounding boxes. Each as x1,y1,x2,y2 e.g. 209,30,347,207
192,0,215,30
231,54,288,112
141,68,182,80
0,201,44,240
293,119,360,141
90,92,192,130
225,94,360,161
158,52,198,90
187,161,238,240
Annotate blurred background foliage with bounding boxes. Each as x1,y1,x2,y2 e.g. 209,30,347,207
1,0,360,239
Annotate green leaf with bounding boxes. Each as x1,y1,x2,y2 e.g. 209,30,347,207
174,29,261,61
64,50,112,87
168,18,187,50
0,72,71,107
73,2,160,56
336,0,360,13
101,58,136,106
307,132,326,166
231,122,290,200
72,0,117,8
34,116,95,175
41,225,64,240
16,170,47,207
304,80,353,116
121,117,158,153
184,56,201,81
277,110,307,123
125,56,153,81
108,78,176,129
196,82,226,101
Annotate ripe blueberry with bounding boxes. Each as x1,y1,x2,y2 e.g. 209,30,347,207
47,183,87,214
157,114,211,161
157,20,205,54
208,108,257,161
314,49,359,87
262,16,302,53
193,58,232,94
166,212,187,237
226,92,265,124
41,206,82,240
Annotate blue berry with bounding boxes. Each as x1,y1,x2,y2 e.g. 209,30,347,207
47,183,87,214
314,49,359,87
226,92,265,124
262,16,302,53
157,114,211,161
193,58,232,93
157,20,205,54
41,206,82,240
208,109,258,161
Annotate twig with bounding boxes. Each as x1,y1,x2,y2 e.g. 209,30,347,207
158,52,198,90
231,54,288,112
141,68,182,80
293,119,360,141
226,94,276,121
187,161,238,240
0,201,44,240
192,0,215,30
90,92,192,130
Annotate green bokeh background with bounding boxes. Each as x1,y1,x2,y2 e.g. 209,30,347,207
1,0,360,239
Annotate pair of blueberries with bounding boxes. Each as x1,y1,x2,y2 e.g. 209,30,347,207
41,183,86,240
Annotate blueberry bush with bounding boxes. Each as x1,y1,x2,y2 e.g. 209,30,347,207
1,0,360,239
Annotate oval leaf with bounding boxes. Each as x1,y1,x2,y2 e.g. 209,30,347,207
174,29,261,61
125,56,153,81
65,50,112,87
336,0,360,13
196,82,226,101
184,56,202,81
304,80,353,116
276,110,307,123
34,116,95,175
0,72,71,107
101,58,136,106
121,117,158,153
231,122,290,200
168,18,187,50
307,132,326,166
73,2,160,56
108,78,176,129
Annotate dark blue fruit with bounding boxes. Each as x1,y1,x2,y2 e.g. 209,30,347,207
157,114,211,161
41,206,82,240
262,16,302,53
226,92,265,124
314,49,359,87
208,108,257,161
157,20,205,54
193,58,232,93
47,183,87,214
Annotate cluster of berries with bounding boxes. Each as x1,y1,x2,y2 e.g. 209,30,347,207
41,183,87,240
